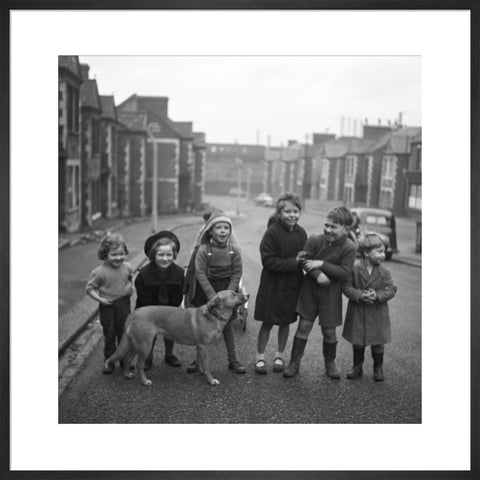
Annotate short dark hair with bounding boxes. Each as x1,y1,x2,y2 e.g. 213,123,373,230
326,206,353,227
98,234,129,261
358,232,385,257
148,237,178,262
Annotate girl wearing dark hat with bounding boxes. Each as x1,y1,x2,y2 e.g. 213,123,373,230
134,230,185,369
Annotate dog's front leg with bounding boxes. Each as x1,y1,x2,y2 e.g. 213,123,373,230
197,345,219,386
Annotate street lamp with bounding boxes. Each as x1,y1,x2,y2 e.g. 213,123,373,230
146,122,161,232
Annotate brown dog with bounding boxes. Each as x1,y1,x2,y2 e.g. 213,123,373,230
105,289,249,386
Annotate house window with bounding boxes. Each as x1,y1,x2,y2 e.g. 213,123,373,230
66,164,80,210
67,84,79,133
211,146,217,153
345,156,355,178
92,118,100,154
408,184,422,209
379,190,393,210
344,185,354,205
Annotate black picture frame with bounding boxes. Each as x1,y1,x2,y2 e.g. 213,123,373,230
1,1,478,479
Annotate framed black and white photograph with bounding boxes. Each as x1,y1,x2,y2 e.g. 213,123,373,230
1,3,478,479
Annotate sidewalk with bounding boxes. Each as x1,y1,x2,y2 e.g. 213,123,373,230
58,213,205,355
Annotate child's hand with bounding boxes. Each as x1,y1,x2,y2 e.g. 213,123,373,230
316,272,331,286
99,298,113,306
367,289,378,302
296,250,307,263
304,259,324,271
360,290,373,303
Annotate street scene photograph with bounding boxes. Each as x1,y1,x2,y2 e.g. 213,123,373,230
58,54,422,425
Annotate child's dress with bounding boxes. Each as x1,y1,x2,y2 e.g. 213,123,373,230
342,260,397,346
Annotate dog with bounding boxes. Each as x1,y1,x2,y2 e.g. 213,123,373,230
105,289,249,386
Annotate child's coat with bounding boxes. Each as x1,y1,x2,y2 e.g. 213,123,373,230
342,260,397,345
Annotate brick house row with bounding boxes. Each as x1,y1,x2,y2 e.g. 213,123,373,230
58,56,207,233
263,124,422,220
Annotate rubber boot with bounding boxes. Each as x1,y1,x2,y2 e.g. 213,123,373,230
346,345,365,379
283,337,307,378
323,341,341,379
372,351,384,381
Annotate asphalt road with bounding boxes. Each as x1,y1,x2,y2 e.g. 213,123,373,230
59,196,421,424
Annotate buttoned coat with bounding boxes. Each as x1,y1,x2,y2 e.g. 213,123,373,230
296,234,357,326
254,220,307,325
342,260,397,345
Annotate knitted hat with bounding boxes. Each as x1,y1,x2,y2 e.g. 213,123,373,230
200,209,233,244
144,230,180,257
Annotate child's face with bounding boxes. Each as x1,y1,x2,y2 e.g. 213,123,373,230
106,246,126,268
365,244,386,266
279,202,300,229
323,218,347,243
210,222,231,244
154,245,174,270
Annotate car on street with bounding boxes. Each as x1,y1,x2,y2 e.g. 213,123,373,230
254,192,274,207
350,207,398,260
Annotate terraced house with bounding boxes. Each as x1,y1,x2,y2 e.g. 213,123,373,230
58,56,206,233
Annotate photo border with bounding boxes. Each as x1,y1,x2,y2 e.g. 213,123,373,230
2,1,479,479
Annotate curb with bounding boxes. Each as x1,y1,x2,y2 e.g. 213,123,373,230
58,217,209,356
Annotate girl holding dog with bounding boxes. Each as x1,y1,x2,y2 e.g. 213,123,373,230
253,192,307,374
134,231,185,370
185,208,246,374
86,234,134,374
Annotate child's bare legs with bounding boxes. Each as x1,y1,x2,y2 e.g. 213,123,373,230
321,326,340,379
256,323,290,374
283,318,313,377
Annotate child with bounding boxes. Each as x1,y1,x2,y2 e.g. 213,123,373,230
86,234,134,374
342,233,397,381
253,193,307,374
134,230,185,370
185,208,246,374
283,206,357,379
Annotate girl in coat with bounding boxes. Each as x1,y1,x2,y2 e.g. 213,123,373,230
253,193,307,374
283,206,357,379
135,230,185,370
342,233,397,381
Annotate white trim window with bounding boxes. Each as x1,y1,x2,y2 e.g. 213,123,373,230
408,184,422,210
66,163,80,210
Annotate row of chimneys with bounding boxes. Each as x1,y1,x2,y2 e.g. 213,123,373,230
257,113,404,147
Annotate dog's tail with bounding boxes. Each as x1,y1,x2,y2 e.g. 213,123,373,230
105,324,132,368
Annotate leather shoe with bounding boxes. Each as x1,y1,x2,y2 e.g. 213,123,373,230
228,360,246,374
186,360,198,373
103,363,114,374
255,360,267,375
165,354,182,367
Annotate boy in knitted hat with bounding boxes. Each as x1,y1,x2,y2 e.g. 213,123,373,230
185,208,246,374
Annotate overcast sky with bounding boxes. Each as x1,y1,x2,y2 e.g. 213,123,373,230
80,55,421,146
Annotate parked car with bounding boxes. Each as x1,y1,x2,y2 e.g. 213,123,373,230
254,192,274,207
350,207,398,260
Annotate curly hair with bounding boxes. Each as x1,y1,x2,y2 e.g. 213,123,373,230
148,237,178,262
326,206,354,227
97,234,129,261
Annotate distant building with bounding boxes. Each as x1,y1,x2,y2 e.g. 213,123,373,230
58,56,82,232
205,142,266,196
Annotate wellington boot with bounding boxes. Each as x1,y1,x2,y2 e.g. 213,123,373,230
323,341,340,379
347,345,365,379
283,337,307,378
372,351,384,382
346,365,363,379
